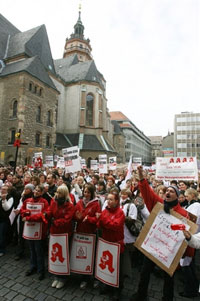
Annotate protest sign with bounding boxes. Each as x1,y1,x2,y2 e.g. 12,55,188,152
95,238,120,287
56,157,65,169
91,160,98,171
45,155,54,167
48,234,70,275
23,203,43,240
156,157,198,181
109,157,117,170
135,202,197,276
62,146,81,173
99,154,107,174
70,233,96,275
33,152,43,168
81,158,87,169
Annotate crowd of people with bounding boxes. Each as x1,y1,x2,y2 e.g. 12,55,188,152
0,163,200,300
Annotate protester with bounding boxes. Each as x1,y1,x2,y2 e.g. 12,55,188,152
46,185,74,289
130,166,196,301
74,183,101,289
97,190,125,301
20,185,49,280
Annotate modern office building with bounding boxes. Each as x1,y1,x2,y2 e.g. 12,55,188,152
110,111,152,165
174,112,200,159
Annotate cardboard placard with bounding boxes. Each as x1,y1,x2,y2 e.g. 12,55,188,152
48,234,70,275
134,202,197,276
70,233,96,275
95,238,120,287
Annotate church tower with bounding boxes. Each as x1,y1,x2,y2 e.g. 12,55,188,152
63,5,92,62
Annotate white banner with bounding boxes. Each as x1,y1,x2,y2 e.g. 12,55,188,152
141,210,190,268
91,160,98,171
23,203,43,240
62,146,81,173
33,152,43,167
109,157,117,170
156,157,198,181
48,234,70,275
95,238,120,287
81,158,87,169
70,233,95,275
45,155,54,167
56,157,65,169
99,154,107,174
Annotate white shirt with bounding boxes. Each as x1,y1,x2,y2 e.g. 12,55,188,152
120,199,138,244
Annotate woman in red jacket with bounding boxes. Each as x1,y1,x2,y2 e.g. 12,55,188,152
20,185,49,281
97,190,125,301
46,185,75,289
74,183,101,289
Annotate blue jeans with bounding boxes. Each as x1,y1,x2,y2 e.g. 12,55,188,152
0,221,8,254
28,240,45,273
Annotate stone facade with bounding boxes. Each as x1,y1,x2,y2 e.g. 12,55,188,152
0,72,58,165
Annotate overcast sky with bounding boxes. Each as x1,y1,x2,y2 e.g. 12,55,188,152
2,0,200,137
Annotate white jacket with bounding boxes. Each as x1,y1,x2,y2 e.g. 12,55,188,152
187,232,200,249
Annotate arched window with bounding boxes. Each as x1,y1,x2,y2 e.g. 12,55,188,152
12,100,17,117
36,106,41,122
86,94,94,126
35,132,41,146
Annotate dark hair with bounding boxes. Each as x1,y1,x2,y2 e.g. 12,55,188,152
31,175,40,186
98,180,106,190
92,174,99,181
39,173,46,180
171,180,178,186
84,183,96,200
109,190,120,202
36,184,45,193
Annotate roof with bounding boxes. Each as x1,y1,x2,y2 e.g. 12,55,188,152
0,56,57,91
0,14,20,59
6,25,55,74
109,111,129,121
56,133,115,152
54,58,104,87
119,123,132,128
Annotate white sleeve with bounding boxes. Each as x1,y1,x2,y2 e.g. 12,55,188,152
141,204,150,222
74,183,82,197
2,197,14,211
188,232,200,249
16,197,23,210
102,200,108,211
128,203,137,219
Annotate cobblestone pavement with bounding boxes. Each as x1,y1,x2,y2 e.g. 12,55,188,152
0,245,200,301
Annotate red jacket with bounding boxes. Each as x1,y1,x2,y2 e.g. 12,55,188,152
138,179,194,257
97,205,125,252
74,198,101,234
46,199,75,236
20,196,49,239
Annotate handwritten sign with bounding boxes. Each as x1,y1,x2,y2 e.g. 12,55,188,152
156,157,198,181
109,157,117,170
141,210,189,268
135,203,197,276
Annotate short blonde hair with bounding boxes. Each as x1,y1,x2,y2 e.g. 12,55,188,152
56,185,70,201
185,188,199,199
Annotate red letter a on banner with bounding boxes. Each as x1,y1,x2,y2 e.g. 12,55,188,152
99,250,115,273
51,243,65,263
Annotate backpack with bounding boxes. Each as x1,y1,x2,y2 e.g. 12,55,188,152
126,203,144,237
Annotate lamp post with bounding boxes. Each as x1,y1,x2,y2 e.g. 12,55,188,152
53,144,57,167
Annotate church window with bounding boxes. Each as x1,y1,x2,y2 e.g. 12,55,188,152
86,94,94,126
36,106,42,123
29,82,32,91
12,100,17,118
34,86,37,94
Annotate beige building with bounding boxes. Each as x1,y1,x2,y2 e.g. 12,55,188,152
148,136,163,163
110,111,152,165
52,10,116,167
0,15,58,165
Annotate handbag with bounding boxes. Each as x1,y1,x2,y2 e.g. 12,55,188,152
125,203,143,237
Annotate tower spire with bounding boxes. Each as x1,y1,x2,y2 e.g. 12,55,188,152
63,3,92,61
